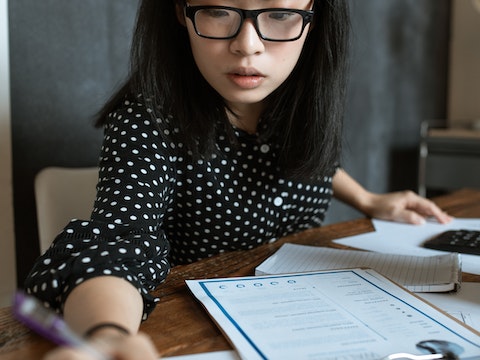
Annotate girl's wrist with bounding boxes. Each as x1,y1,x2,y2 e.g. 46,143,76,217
353,191,378,217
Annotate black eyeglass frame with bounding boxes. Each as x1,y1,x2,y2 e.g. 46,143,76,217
184,5,315,42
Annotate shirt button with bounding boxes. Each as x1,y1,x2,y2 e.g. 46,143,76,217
260,144,270,153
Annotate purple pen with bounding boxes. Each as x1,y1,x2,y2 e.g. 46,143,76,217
12,291,110,360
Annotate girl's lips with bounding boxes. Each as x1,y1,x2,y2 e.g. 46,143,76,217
227,74,265,89
227,68,266,89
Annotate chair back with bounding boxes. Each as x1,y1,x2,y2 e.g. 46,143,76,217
35,166,98,253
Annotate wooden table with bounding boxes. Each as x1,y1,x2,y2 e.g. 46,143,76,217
1,189,479,359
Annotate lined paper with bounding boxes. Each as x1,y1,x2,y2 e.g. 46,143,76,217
255,243,461,292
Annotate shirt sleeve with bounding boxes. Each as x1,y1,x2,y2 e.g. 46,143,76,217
24,99,175,320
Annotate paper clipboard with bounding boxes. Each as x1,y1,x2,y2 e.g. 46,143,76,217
186,268,480,360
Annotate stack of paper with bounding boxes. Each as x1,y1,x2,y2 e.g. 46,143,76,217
255,243,461,292
334,218,480,275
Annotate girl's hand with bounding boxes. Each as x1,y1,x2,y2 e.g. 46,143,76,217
360,190,452,225
44,331,159,360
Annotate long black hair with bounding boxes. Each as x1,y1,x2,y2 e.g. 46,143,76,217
97,0,350,179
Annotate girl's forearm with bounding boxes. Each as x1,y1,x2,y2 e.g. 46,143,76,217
63,276,144,337
332,168,375,215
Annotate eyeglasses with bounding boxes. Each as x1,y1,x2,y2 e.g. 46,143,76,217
184,5,314,42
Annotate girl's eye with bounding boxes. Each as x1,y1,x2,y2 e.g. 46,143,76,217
204,9,230,18
267,11,295,21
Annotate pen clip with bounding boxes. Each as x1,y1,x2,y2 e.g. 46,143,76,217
382,339,463,360
12,291,110,360
12,291,71,346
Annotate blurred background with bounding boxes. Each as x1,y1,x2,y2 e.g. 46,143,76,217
1,0,479,305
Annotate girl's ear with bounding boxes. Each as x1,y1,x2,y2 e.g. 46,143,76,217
175,4,187,26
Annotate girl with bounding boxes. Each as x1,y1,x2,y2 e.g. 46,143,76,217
28,0,450,358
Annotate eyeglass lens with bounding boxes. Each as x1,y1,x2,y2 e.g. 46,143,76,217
193,8,306,40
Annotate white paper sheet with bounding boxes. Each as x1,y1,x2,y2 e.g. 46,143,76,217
186,269,480,360
418,282,480,332
334,218,480,274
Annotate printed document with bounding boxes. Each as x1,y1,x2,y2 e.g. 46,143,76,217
186,269,480,360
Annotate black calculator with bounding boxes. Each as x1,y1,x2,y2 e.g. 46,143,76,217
423,229,480,255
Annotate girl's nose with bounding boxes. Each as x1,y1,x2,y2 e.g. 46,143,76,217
229,19,265,56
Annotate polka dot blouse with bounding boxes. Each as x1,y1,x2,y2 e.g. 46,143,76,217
25,98,335,319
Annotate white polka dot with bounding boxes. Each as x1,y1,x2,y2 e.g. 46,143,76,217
260,144,270,153
273,197,283,206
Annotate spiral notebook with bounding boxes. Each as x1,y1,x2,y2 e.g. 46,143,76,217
255,243,461,292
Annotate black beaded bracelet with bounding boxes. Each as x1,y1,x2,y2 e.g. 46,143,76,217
84,322,131,338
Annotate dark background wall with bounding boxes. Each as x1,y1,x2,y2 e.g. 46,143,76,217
9,0,138,284
325,0,451,223
9,1,451,285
